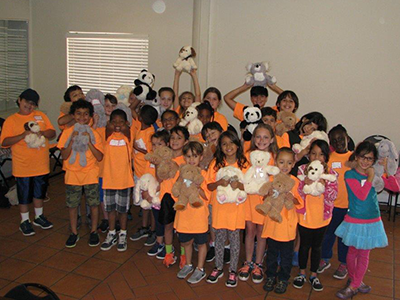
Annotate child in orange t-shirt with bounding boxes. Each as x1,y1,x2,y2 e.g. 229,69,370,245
58,100,104,248
262,147,304,294
175,142,209,284
0,89,56,236
100,109,133,252
161,110,180,133
205,131,249,288
58,85,85,130
261,107,290,149
203,87,228,131
272,90,299,115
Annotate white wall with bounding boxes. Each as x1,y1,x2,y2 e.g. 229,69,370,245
0,0,30,20
208,0,400,148
29,0,194,130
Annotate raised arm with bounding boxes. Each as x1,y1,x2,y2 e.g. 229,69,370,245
173,70,182,109
268,83,284,95
190,69,201,103
223,83,251,111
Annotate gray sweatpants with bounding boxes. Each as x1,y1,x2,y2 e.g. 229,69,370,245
214,228,240,272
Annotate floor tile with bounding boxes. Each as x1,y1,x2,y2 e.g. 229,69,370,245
42,250,88,272
108,279,135,300
51,273,100,299
0,258,36,281
74,257,120,280
12,244,59,264
16,265,68,286
87,282,115,300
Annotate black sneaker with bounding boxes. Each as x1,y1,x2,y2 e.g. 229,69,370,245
33,214,53,230
130,227,149,241
98,219,109,233
148,242,163,256
144,231,156,246
263,277,276,292
156,245,166,259
293,275,306,289
223,248,231,264
89,231,100,247
19,220,35,236
206,268,224,284
310,277,323,292
274,280,288,294
100,232,117,251
225,271,238,288
65,233,79,248
206,246,215,262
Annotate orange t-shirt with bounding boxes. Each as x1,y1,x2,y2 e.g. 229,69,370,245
261,175,304,241
191,133,205,143
206,160,249,230
213,111,228,131
57,112,67,131
276,135,290,148
297,193,331,229
102,132,134,190
0,111,55,177
233,102,246,121
131,121,155,178
174,169,209,233
159,155,186,202
328,151,352,209
57,126,103,185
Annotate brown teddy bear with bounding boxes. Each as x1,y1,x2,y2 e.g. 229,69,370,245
275,111,297,137
60,102,72,115
172,164,204,210
256,173,298,223
145,146,179,180
199,143,216,171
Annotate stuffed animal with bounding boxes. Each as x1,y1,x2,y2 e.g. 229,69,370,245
216,166,247,205
240,105,262,141
292,130,329,154
114,85,133,107
86,89,107,128
244,150,280,194
172,164,204,210
145,146,179,180
64,123,96,167
245,62,277,87
173,46,197,73
199,143,216,171
298,160,337,196
143,96,161,116
114,103,133,126
60,102,72,115
134,173,160,209
179,103,203,135
133,69,157,102
24,121,46,148
256,173,297,223
275,111,297,137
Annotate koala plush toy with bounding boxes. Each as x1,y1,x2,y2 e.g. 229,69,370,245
64,123,96,167
86,89,107,128
24,121,46,148
133,69,157,102
245,61,277,87
240,105,262,141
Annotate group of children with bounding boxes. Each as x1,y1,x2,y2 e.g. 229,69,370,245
1,68,399,299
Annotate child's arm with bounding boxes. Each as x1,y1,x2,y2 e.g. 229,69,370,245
83,132,103,162
133,144,148,155
345,168,374,201
129,95,140,120
105,122,113,140
199,187,208,201
60,131,78,159
1,130,30,147
230,179,245,191
173,70,182,109
190,69,201,103
121,123,131,141
58,114,75,127
267,83,284,95
39,128,56,140
207,178,229,191
224,83,251,111
323,169,338,202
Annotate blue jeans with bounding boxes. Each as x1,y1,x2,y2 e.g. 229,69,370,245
321,207,349,264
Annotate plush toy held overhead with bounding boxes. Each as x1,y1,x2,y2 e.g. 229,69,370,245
172,164,204,210
240,105,262,141
134,173,160,210
245,61,277,87
145,145,179,180
65,123,96,167
86,89,107,128
244,150,280,194
256,173,297,223
133,69,157,102
216,166,247,205
292,130,329,154
275,111,297,137
179,103,203,135
298,160,337,196
114,85,133,107
24,121,46,149
173,46,197,73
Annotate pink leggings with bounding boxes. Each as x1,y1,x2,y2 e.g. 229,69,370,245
347,246,370,288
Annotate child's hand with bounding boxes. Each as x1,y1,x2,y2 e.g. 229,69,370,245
304,177,314,185
189,68,197,77
141,190,151,201
318,179,326,186
366,167,375,181
218,178,229,187
230,180,240,190
82,132,92,143
93,113,99,125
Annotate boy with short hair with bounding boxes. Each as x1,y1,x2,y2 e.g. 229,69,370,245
58,85,85,130
58,99,104,248
261,107,289,148
0,89,56,236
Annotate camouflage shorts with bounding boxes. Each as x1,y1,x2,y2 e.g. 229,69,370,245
66,184,99,208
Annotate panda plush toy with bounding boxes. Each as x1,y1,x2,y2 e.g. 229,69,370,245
133,69,157,102
240,105,262,141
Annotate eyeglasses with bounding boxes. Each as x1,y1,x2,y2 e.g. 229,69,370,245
358,155,374,162
162,117,177,122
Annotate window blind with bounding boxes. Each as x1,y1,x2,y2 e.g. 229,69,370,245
66,32,149,94
0,20,29,112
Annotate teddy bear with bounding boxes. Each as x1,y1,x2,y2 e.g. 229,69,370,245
172,164,204,210
173,46,197,73
216,166,247,205
244,150,280,194
240,105,262,141
144,145,179,180
256,173,297,223
245,61,277,87
134,173,160,210
60,101,72,115
298,160,337,196
114,85,133,107
199,143,216,171
64,123,96,167
179,103,203,135
292,130,329,154
24,121,46,148
86,89,107,128
275,111,297,137
133,69,157,102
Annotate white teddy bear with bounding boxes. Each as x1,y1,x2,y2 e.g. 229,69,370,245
216,166,247,205
292,130,329,154
114,85,133,107
173,46,197,73
24,121,46,148
179,103,203,135
244,150,280,194
298,160,337,196
134,173,160,209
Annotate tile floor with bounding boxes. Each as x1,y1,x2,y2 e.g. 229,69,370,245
0,174,399,300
